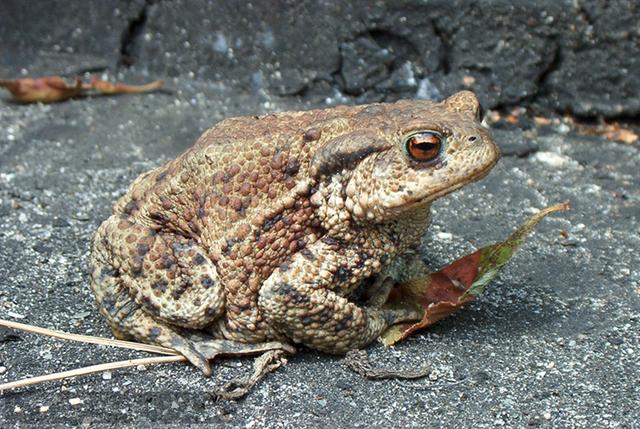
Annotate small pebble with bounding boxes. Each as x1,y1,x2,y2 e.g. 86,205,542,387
39,405,50,413
531,151,576,168
102,371,112,380
607,337,624,345
436,232,453,241
0,366,7,374
14,406,22,413
7,311,25,319
68,398,83,406
556,123,570,134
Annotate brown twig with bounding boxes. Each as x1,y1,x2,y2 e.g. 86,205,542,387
343,349,431,380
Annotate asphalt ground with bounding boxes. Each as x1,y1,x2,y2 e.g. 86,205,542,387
0,80,639,428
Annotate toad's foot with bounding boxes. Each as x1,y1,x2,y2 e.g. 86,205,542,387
212,349,290,400
184,332,296,361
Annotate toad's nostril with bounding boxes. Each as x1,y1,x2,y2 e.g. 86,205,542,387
468,135,479,143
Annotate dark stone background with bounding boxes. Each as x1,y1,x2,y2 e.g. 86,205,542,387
1,0,639,117
0,1,639,428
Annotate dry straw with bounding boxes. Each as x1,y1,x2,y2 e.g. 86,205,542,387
0,318,185,392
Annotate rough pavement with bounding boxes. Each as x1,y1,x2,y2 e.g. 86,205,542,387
0,79,638,428
2,1,639,117
1,0,639,427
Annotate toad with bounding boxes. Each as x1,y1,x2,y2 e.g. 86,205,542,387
89,91,500,376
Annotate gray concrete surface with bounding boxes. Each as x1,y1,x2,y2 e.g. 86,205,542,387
0,78,638,428
1,0,639,427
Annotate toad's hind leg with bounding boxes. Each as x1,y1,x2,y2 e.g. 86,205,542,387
89,215,226,375
183,332,296,359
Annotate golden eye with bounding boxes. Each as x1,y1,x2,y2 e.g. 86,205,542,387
404,131,444,162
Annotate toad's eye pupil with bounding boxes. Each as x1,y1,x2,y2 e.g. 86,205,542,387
405,131,443,162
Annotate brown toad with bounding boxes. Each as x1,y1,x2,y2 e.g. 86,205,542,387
89,91,500,376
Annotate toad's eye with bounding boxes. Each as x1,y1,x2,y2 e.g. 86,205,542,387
404,131,444,162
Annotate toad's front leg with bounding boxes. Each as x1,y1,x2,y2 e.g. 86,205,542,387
258,238,421,353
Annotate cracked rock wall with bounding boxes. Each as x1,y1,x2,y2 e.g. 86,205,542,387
1,0,638,117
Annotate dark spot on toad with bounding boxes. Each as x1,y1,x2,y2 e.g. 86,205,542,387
141,296,161,316
262,213,283,233
162,256,174,270
194,254,206,265
273,282,310,305
303,128,321,142
317,307,332,323
96,266,119,283
333,265,352,283
356,251,371,268
222,238,242,256
172,279,191,300
152,279,168,293
116,300,138,321
284,159,300,177
100,293,117,315
149,211,170,224
337,312,353,330
149,327,162,339
137,243,150,256
201,275,215,288
123,200,139,214
300,248,316,261
321,236,343,249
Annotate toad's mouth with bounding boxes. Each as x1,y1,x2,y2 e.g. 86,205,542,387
406,153,501,208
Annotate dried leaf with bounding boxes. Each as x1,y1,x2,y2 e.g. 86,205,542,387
380,202,570,346
0,76,82,103
534,116,552,126
0,75,163,103
601,126,638,144
462,75,476,87
88,76,164,95
575,121,639,144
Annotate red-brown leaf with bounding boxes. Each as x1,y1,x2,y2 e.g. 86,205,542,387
0,76,163,103
380,202,569,346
